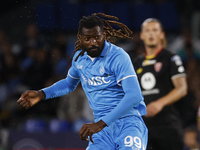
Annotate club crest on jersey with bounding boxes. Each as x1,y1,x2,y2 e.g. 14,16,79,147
154,62,162,72
99,66,105,75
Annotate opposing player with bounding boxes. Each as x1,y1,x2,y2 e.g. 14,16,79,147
133,18,187,150
17,13,148,150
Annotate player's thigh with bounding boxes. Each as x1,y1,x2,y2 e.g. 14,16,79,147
116,117,148,150
118,130,147,150
86,130,115,150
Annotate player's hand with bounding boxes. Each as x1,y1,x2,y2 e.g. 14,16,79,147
79,120,106,143
17,90,45,109
145,101,164,117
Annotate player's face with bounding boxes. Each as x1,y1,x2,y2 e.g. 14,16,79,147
140,22,164,48
80,26,106,57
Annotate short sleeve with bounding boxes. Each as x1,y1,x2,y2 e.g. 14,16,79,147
170,55,186,79
112,50,137,85
68,52,80,79
68,66,80,79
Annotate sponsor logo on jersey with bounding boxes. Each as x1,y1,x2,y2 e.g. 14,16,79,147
142,59,156,66
88,76,111,85
142,89,160,95
81,74,111,86
141,72,156,90
141,72,160,95
154,62,163,72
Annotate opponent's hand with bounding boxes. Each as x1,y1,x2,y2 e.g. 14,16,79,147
145,101,164,117
79,120,106,143
17,90,45,109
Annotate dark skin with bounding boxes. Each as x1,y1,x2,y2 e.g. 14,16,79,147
17,25,107,143
79,26,106,58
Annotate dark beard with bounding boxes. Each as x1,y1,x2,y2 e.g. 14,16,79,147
147,44,157,48
82,45,103,58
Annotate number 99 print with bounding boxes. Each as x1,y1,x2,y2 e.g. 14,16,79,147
124,136,145,150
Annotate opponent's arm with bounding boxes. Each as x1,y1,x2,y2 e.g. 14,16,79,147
145,75,187,117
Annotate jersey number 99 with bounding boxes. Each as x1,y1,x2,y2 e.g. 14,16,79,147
124,135,142,149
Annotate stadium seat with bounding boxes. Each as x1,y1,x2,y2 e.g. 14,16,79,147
49,119,70,133
24,119,47,133
34,1,56,30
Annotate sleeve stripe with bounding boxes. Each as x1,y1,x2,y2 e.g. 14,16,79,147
68,72,80,79
117,75,137,86
171,73,186,80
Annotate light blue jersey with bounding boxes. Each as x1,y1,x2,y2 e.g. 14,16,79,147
68,40,146,125
43,40,146,126
42,40,147,149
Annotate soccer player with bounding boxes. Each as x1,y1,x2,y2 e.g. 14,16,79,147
133,18,188,150
17,13,148,150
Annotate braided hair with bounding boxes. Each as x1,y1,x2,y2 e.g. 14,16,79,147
74,13,133,61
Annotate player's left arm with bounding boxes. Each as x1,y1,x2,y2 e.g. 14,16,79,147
101,50,144,126
79,75,143,143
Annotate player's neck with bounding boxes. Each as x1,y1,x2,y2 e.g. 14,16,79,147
145,45,163,57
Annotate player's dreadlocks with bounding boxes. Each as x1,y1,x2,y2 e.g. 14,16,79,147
74,13,133,61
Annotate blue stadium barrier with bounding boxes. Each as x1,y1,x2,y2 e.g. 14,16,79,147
49,119,70,133
24,119,47,133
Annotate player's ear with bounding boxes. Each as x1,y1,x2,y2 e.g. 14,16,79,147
103,30,106,36
103,30,106,39
78,33,81,40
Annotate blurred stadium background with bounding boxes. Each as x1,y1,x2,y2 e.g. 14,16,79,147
0,0,200,149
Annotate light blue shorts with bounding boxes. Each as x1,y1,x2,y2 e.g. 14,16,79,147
86,115,148,150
